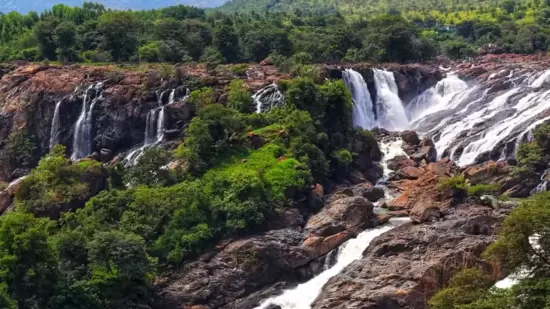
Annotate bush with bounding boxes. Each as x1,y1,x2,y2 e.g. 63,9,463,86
230,63,249,76
516,142,544,170
437,175,468,198
15,145,100,218
138,41,160,62
226,79,253,113
467,183,501,197
429,268,494,309
187,87,215,110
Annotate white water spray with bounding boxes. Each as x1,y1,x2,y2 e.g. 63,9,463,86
372,69,409,131
71,82,103,161
342,69,376,129
255,225,394,309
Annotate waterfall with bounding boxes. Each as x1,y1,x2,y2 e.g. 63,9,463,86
342,69,376,129
254,84,284,113
49,100,62,149
531,168,550,194
255,226,395,309
406,68,550,167
125,88,187,166
372,69,409,131
254,139,409,309
71,82,103,161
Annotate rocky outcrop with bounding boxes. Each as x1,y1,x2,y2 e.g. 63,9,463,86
311,204,505,309
155,190,380,309
387,159,455,211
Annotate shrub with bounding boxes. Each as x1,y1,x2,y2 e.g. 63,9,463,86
226,79,253,113
516,142,544,170
230,63,249,76
188,87,215,110
437,175,468,198
467,183,501,197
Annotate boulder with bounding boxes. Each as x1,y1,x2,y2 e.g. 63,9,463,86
410,145,437,163
311,205,503,309
394,167,425,180
260,57,273,66
387,155,416,171
410,201,441,223
399,131,420,146
305,196,376,237
387,160,453,211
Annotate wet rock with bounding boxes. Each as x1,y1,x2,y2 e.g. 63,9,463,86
394,166,425,180
99,148,113,162
350,183,385,203
311,205,503,309
363,165,384,184
387,155,416,171
267,208,305,230
399,130,420,146
305,196,376,237
410,145,437,163
348,169,367,184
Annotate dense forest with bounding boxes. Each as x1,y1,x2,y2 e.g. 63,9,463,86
2,0,550,66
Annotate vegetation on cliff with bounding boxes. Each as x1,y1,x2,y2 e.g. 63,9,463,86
0,75,383,308
430,191,550,309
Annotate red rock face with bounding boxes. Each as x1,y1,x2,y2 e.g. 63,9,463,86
387,160,455,212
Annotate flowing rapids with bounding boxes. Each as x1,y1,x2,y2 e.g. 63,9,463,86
254,83,284,113
255,139,408,309
255,225,395,309
344,67,550,172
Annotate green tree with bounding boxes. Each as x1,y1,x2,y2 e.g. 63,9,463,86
34,16,58,60
227,79,253,113
0,212,57,309
124,147,173,187
54,21,76,62
97,11,137,61
213,22,239,63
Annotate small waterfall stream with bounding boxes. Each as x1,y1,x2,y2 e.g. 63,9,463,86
49,100,62,149
124,88,188,166
71,82,104,161
254,139,409,309
254,83,284,113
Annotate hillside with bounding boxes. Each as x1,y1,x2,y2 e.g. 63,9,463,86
0,0,225,13
218,0,511,14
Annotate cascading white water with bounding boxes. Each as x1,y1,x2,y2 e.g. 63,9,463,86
372,69,409,131
531,168,550,194
254,139,408,309
49,100,62,149
255,226,394,309
125,89,187,166
71,82,103,161
342,69,376,129
254,83,284,113
407,68,550,168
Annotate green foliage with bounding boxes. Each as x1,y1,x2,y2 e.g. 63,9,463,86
437,175,468,197
467,183,501,197
516,142,545,170
97,11,137,62
124,147,173,187
0,130,36,170
230,63,249,76
429,268,494,309
430,191,550,309
0,212,57,309
187,87,216,110
201,47,224,73
15,145,97,218
227,79,253,113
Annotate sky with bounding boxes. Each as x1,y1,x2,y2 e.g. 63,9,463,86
0,0,227,13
